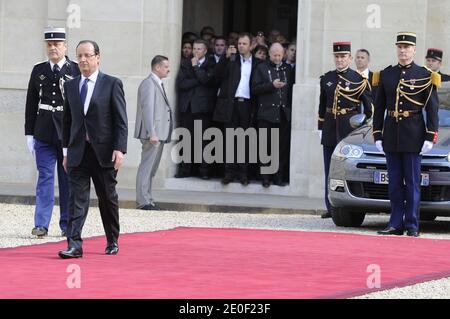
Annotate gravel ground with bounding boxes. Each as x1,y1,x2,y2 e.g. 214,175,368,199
1,203,450,299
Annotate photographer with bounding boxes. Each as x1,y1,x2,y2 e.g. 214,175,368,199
252,43,293,188
213,33,260,186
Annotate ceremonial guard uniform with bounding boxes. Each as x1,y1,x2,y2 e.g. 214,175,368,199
374,33,440,237
426,48,450,82
24,27,80,237
318,42,373,218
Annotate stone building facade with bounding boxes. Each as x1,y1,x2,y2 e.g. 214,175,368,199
0,0,448,203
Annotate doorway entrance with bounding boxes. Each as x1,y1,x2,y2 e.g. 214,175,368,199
183,0,298,41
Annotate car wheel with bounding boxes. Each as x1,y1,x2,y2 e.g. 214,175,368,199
332,207,366,227
419,212,437,221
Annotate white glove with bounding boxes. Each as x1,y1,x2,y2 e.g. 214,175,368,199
420,141,434,155
375,140,384,153
26,136,35,154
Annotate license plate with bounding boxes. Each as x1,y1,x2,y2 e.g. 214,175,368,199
374,171,430,186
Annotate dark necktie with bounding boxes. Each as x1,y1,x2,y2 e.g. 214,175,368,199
53,64,60,78
161,83,168,101
80,78,89,106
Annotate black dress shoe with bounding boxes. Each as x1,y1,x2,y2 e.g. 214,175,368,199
273,176,286,187
239,177,249,186
221,175,234,185
200,174,210,180
321,212,332,219
175,172,191,178
139,204,161,211
262,179,271,188
407,230,420,237
377,227,404,236
58,247,83,259
32,227,48,238
105,243,119,255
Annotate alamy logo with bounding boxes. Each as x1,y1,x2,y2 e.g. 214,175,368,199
171,120,280,175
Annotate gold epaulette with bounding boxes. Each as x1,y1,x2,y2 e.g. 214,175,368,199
372,71,380,87
431,71,442,88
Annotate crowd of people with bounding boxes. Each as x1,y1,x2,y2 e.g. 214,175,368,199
176,26,297,188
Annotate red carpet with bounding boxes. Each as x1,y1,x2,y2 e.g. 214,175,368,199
1,227,450,299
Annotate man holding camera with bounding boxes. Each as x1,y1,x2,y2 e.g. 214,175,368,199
213,33,260,186
252,43,294,187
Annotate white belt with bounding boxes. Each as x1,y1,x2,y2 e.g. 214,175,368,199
39,104,64,112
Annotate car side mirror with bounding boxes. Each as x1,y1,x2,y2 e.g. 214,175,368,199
350,114,367,129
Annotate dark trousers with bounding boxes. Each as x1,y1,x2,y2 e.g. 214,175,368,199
66,143,120,250
178,110,212,176
224,99,252,178
385,152,422,232
258,111,291,181
34,131,69,231
323,145,335,214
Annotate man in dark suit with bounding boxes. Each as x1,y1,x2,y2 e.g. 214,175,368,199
58,40,128,259
213,33,260,185
176,39,217,179
25,27,80,238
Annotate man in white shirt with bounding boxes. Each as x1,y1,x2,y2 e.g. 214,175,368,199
59,40,128,259
213,33,259,186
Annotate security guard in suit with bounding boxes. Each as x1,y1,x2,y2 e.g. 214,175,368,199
24,27,80,238
318,42,373,219
425,48,450,82
374,32,440,237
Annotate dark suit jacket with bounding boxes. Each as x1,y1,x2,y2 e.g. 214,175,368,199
252,61,294,123
213,55,261,123
176,56,218,114
62,72,128,168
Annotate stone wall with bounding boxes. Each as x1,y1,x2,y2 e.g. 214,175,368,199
0,0,448,202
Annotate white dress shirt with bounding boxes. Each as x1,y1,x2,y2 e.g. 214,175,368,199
151,72,163,90
63,69,99,157
235,55,252,99
360,68,370,79
80,69,99,115
49,57,66,72
197,56,206,67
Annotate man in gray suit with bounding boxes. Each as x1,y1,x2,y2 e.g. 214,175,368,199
134,56,173,210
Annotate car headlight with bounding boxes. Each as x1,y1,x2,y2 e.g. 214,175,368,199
332,142,364,161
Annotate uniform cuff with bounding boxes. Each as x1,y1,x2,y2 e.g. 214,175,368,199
318,118,324,130
63,148,68,157
426,131,438,144
372,131,383,141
